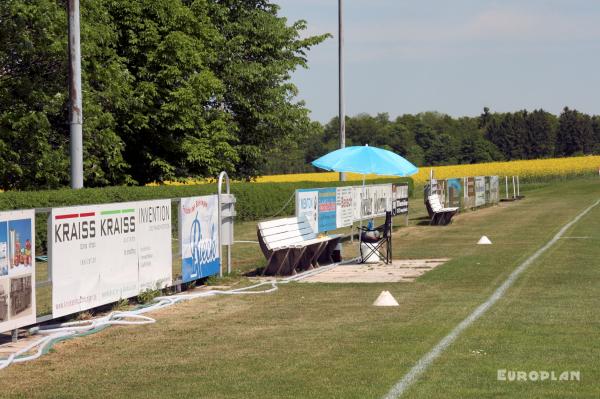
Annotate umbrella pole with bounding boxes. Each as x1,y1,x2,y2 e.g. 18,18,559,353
358,175,366,260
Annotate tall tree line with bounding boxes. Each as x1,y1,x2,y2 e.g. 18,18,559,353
264,108,600,175
2,1,599,187
0,0,327,189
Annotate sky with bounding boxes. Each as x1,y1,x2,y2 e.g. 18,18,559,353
275,0,600,123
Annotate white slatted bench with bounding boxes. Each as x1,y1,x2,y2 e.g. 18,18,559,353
427,194,459,225
257,217,342,276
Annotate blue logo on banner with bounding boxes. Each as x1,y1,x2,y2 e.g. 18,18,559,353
182,212,219,283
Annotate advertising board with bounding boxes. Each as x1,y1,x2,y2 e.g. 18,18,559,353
490,176,500,203
446,178,463,208
335,186,353,228
353,184,392,221
295,189,318,233
318,188,337,232
297,184,396,230
391,183,409,216
475,176,486,207
465,177,475,209
0,210,35,333
51,200,172,318
180,195,220,283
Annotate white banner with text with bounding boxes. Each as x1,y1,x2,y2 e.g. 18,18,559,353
50,200,172,318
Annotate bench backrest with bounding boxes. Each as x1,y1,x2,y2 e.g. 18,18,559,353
258,216,317,251
428,194,443,212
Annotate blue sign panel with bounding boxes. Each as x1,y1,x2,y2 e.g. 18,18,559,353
318,188,337,232
179,195,220,283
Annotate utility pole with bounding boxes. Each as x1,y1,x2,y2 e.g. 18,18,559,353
68,0,83,189
338,0,346,181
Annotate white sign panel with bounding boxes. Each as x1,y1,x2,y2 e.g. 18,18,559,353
295,190,318,233
0,210,36,333
51,200,172,318
137,202,173,291
335,187,353,228
352,184,392,221
490,176,499,204
179,195,220,283
392,183,409,216
475,176,486,207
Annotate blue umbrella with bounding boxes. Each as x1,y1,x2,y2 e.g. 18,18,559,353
311,144,418,176
311,145,418,259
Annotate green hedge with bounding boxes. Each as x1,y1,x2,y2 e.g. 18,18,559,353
0,177,413,220
0,177,413,252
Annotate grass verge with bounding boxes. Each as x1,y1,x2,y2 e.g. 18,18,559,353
2,177,599,398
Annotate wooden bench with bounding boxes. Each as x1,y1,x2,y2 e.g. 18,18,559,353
427,194,459,225
257,217,342,276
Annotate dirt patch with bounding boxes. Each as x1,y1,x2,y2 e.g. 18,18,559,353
298,258,449,283
0,332,41,357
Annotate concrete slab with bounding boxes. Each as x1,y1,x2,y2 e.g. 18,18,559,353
299,258,449,283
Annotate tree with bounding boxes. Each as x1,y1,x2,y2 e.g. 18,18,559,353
507,110,528,159
261,121,323,174
103,0,239,183
0,0,328,188
206,0,329,179
458,135,503,164
483,110,528,160
317,113,408,157
414,121,437,152
592,116,600,154
0,0,71,189
526,109,556,158
479,107,492,129
424,133,457,165
555,107,595,156
0,0,133,189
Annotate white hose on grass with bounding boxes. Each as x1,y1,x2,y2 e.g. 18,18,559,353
0,261,348,370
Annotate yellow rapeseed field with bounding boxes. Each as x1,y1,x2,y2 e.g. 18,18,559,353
255,155,600,186
155,155,600,186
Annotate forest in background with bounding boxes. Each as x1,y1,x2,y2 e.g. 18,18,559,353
2,1,599,190
263,107,600,175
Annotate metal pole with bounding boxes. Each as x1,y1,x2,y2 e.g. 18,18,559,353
512,176,516,199
68,0,83,189
505,176,509,199
517,176,520,197
217,171,231,276
338,0,346,182
358,175,365,259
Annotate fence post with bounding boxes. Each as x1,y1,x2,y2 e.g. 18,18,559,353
217,172,232,276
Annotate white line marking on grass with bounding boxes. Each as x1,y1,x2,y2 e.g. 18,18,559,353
383,199,600,399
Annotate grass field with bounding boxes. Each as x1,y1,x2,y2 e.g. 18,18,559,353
2,177,600,398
